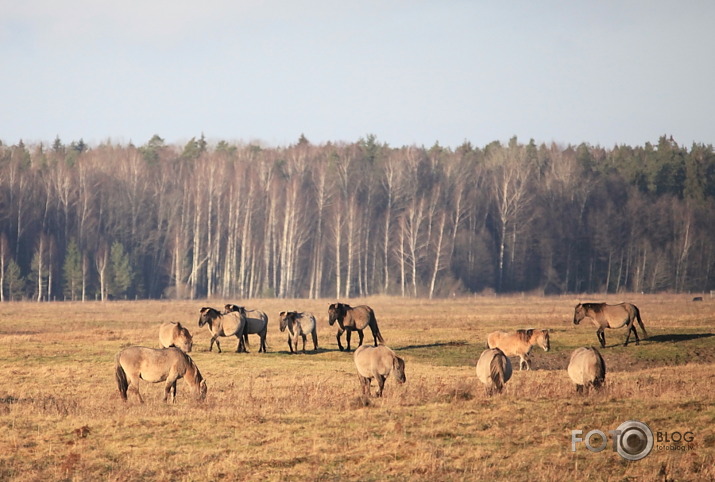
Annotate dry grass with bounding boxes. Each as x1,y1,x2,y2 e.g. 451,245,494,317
0,294,714,481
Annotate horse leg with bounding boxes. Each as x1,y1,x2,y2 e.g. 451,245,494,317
623,321,633,346
127,376,144,403
165,379,177,403
357,329,365,348
301,334,307,353
632,323,640,345
358,375,371,396
236,335,245,353
597,328,606,348
376,375,386,397
346,330,352,352
336,331,345,351
312,330,319,351
260,334,267,353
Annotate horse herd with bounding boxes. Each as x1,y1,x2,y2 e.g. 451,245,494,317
114,301,647,403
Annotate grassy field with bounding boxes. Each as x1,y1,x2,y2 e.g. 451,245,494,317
0,294,713,481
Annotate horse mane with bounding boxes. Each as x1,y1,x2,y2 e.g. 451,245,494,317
583,303,604,313
183,352,203,383
515,329,534,343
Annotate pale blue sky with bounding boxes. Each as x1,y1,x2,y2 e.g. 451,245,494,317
2,1,713,148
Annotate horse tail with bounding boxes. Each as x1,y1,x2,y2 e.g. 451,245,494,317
633,305,648,339
115,354,128,401
490,353,506,393
312,326,319,350
370,311,385,345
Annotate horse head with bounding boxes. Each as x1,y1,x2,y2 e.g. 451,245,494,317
573,304,586,325
278,311,290,332
175,323,193,352
198,379,208,401
539,330,550,351
328,303,345,326
223,304,246,316
393,356,407,384
198,307,218,327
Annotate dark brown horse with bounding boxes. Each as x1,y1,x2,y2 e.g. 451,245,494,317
573,302,648,348
328,302,384,352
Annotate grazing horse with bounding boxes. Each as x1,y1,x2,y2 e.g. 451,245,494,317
115,346,207,403
223,304,268,353
573,302,648,348
353,345,406,397
567,347,606,394
476,348,512,395
486,329,550,370
328,302,384,352
158,321,193,352
278,311,319,353
198,307,247,353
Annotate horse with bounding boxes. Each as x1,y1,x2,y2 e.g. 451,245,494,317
573,302,648,348
198,306,247,353
223,304,268,353
353,344,406,397
486,329,550,370
278,311,318,353
328,302,384,352
115,346,207,403
476,348,512,396
158,321,193,352
567,347,606,394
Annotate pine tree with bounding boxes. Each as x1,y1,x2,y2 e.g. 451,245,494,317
5,259,24,301
109,242,133,299
63,240,83,301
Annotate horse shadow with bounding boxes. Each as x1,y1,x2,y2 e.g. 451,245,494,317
392,341,469,352
645,333,715,343
277,347,332,356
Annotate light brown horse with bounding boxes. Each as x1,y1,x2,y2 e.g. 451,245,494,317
198,307,247,353
353,344,406,397
573,302,648,348
486,329,550,370
567,347,606,394
328,302,384,352
223,304,268,353
159,321,193,352
278,311,318,353
476,348,512,396
115,346,207,403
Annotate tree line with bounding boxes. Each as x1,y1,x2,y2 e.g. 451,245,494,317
1,133,714,301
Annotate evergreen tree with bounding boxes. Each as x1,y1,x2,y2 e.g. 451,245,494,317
63,240,83,301
109,242,133,299
5,259,24,301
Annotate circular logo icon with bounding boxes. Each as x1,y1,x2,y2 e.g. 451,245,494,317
615,421,653,461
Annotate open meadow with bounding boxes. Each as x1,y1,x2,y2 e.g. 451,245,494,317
0,294,714,481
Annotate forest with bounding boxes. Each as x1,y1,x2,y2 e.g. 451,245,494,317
0,133,714,301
